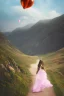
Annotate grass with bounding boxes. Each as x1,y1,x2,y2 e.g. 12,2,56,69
47,70,64,96
0,32,37,96
41,48,64,96
0,32,64,96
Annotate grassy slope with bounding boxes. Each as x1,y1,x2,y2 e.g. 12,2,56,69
41,48,64,96
0,32,37,96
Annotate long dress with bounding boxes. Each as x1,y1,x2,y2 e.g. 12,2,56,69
32,68,53,92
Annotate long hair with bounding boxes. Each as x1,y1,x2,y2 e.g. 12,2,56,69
36,60,44,74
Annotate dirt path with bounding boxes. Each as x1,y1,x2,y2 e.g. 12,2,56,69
27,59,56,96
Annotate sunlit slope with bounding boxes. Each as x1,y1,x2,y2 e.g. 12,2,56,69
0,32,37,96
41,48,64,96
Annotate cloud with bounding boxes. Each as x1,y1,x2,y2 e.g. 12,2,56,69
12,6,60,20
12,6,43,21
0,4,61,32
11,6,61,23
48,10,60,19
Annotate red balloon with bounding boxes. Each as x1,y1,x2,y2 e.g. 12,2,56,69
20,0,34,9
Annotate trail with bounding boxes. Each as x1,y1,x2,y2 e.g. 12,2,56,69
27,59,56,96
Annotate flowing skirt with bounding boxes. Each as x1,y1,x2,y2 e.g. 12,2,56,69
32,69,53,92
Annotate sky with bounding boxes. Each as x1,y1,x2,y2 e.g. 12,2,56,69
0,0,64,32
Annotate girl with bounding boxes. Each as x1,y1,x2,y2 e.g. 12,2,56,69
32,60,53,92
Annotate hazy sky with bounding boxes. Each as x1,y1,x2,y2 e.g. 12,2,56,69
0,0,64,32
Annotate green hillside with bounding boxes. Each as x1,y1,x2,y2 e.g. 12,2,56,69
0,32,37,96
41,48,64,96
0,32,64,96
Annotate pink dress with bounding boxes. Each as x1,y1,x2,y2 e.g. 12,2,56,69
32,68,53,92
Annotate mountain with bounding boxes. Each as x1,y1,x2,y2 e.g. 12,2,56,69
7,14,64,55
0,32,37,96
22,23,34,29
4,23,34,37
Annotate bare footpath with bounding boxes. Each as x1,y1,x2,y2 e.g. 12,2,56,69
27,60,56,96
